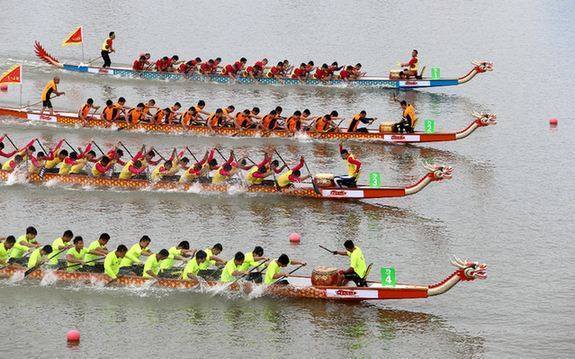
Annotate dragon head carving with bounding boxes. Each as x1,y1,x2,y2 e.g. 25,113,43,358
472,112,497,127
472,61,493,73
423,163,453,181
34,42,61,67
451,256,487,281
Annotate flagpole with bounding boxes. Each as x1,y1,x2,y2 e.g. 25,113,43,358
19,65,22,108
81,26,85,63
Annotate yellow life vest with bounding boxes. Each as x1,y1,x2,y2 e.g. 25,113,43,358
211,168,229,184
101,37,112,51
151,164,165,182
58,160,73,175
346,154,360,178
70,158,88,174
245,166,262,185
119,160,135,180
44,156,61,169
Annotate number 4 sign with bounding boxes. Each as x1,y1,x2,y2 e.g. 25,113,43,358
381,267,396,287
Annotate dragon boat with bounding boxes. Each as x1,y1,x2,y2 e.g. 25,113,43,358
0,257,486,301
0,106,497,145
34,42,493,90
0,164,452,200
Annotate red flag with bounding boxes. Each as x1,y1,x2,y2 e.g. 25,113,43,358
0,65,22,85
62,26,83,47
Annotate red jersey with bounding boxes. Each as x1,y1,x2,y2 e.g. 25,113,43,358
224,64,236,75
156,59,168,71
315,69,327,79
133,60,145,71
292,68,305,78
339,70,349,79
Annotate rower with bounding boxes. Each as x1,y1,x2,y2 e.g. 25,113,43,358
70,149,97,175
264,254,306,285
119,235,152,275
101,100,115,126
142,99,158,122
159,241,193,275
222,60,244,79
181,250,207,280
221,105,236,127
79,98,99,126
142,249,169,279
286,111,302,133
28,152,46,174
44,142,66,173
400,49,419,78
347,111,376,133
268,62,284,79
194,100,210,117
84,233,110,272
198,243,225,271
58,143,92,175
179,151,208,183
101,31,115,68
119,159,147,180
207,108,225,130
276,156,309,188
104,244,128,282
1,154,23,172
151,158,174,182
305,61,316,75
155,56,170,72
351,63,365,79
182,107,201,128
48,230,74,268
281,59,293,76
292,63,308,81
91,156,113,177
8,226,40,265
211,150,235,184
255,58,269,72
107,146,125,166
200,59,215,75
332,240,368,287
334,144,361,188
127,103,145,125
339,65,353,81
314,64,329,82
301,109,312,129
212,57,222,73
27,245,53,270
245,157,274,186
239,246,267,282
235,109,255,129
40,76,65,118
0,236,16,266
244,64,263,79
132,55,147,71
393,100,417,133
65,236,88,272
220,252,247,283
154,102,182,125
261,110,279,131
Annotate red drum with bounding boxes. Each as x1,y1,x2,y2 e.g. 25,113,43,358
313,173,334,188
311,266,344,286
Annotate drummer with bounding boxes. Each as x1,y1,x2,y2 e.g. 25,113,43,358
334,144,361,188
332,240,368,287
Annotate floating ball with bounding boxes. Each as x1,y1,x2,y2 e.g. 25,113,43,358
0,85,7,92
549,118,558,127
66,330,80,342
289,232,301,244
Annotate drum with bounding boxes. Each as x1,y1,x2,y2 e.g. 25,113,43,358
389,70,402,79
379,122,394,133
313,173,335,187
311,266,344,286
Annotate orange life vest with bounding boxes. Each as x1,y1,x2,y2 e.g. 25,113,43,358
102,106,114,121
127,108,143,125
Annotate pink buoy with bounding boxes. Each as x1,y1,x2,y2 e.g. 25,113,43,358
549,118,558,127
66,329,80,342
0,85,7,92
289,232,301,244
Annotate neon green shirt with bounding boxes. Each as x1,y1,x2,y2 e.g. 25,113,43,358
120,243,148,267
182,258,201,279
10,235,35,259
65,247,88,272
220,259,240,283
159,246,181,270
238,251,259,271
104,251,122,279
347,247,367,278
264,260,281,285
84,240,106,266
143,254,161,278
0,242,11,265
27,248,44,269
199,248,214,270
49,237,67,265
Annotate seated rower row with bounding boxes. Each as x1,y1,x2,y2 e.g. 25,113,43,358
1,227,368,286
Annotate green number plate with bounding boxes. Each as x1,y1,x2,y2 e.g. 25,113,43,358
424,119,435,133
431,67,441,79
381,267,396,287
369,172,381,188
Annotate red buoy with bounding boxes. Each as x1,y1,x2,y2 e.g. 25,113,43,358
66,329,80,342
0,85,8,92
549,118,558,127
288,232,301,244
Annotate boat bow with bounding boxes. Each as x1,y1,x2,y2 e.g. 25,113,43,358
404,164,453,195
457,61,493,84
427,257,487,296
455,113,497,140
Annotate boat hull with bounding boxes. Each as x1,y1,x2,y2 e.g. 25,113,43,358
0,107,460,144
0,267,430,301
61,64,460,89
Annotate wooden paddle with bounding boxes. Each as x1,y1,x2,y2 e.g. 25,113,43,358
319,245,336,254
35,139,49,155
23,94,62,109
24,247,69,277
273,263,306,284
60,255,105,271
228,259,269,287
118,141,134,158
186,147,199,163
3,134,19,151
63,139,76,153
91,141,106,156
